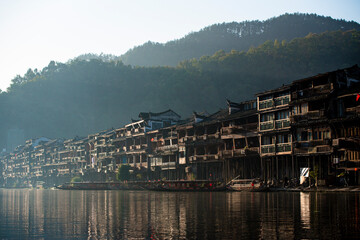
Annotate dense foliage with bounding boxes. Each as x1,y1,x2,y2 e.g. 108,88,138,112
117,165,131,181
0,28,359,151
120,13,360,67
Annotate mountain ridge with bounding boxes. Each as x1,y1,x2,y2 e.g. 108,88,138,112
118,13,360,66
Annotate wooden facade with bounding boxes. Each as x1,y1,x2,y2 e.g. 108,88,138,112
1,65,360,187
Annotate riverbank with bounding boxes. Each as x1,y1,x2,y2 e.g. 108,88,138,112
274,186,360,192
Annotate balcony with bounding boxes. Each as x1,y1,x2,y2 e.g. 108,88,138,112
259,95,290,110
261,144,275,154
98,152,114,159
261,143,291,155
260,121,274,131
222,123,257,135
274,95,290,107
156,145,178,152
276,143,292,153
259,100,274,110
290,110,325,122
161,161,176,170
292,85,331,100
222,147,259,158
309,139,331,147
275,119,290,129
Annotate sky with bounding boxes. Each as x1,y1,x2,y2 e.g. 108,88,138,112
0,0,359,91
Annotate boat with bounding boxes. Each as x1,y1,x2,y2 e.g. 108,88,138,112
227,177,268,191
55,181,145,190
144,180,226,191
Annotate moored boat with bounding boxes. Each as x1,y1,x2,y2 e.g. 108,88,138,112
227,177,268,191
144,180,226,191
55,182,146,190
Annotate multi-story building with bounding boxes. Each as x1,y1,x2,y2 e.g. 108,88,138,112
177,111,225,180
291,65,360,185
257,85,292,184
221,100,260,182
148,125,180,180
113,109,181,180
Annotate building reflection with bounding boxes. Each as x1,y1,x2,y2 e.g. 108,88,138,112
300,192,311,229
0,190,359,239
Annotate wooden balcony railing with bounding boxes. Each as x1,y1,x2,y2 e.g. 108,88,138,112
275,119,290,129
261,144,275,154
260,121,274,131
276,143,292,153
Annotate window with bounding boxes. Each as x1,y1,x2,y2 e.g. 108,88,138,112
261,113,274,122
262,136,273,145
293,105,300,115
313,130,324,140
293,103,308,115
301,131,308,141
277,134,291,143
276,110,289,120
301,103,308,114
324,130,331,139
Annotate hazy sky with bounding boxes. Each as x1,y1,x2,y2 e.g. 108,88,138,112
0,0,359,91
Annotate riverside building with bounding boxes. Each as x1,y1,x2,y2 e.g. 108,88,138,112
1,65,359,187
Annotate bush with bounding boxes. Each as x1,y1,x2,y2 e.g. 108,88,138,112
71,176,82,183
117,165,131,181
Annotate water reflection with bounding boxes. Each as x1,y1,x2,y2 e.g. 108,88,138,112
0,189,359,239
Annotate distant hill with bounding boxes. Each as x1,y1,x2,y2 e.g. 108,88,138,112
1,29,359,150
119,13,360,67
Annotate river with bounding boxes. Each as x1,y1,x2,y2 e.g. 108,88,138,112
0,189,359,239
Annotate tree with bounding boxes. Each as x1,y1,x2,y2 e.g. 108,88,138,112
309,166,319,187
116,164,131,181
71,176,82,183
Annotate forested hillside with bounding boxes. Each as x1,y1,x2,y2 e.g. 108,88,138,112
119,13,360,66
1,30,359,149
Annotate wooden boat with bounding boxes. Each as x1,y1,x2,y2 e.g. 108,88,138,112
227,177,268,192
144,180,226,191
55,182,145,190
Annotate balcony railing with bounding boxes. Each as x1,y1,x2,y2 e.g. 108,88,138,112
161,161,176,170
290,110,325,122
261,144,275,154
275,119,290,129
259,95,290,110
260,121,274,131
98,152,114,158
259,100,274,110
222,147,259,158
261,143,291,154
274,95,290,107
276,143,292,152
292,85,331,100
156,145,178,152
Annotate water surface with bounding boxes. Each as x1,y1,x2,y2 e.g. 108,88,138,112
0,189,359,239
